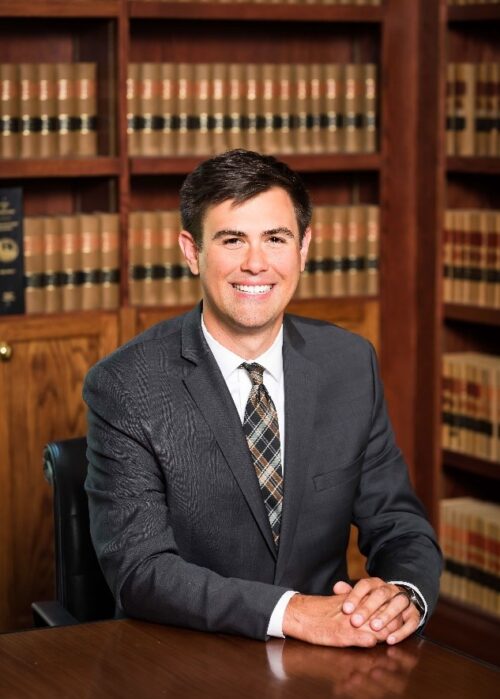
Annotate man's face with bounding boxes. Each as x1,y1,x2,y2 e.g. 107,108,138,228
179,187,311,348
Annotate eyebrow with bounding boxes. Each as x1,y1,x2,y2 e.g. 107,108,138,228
211,227,295,241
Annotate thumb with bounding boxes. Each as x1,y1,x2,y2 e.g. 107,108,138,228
333,580,353,595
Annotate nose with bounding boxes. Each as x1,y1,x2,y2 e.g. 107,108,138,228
241,242,269,274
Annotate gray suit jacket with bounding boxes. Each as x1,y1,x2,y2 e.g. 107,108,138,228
84,305,442,640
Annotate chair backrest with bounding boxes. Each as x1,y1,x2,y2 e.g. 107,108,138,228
44,437,115,622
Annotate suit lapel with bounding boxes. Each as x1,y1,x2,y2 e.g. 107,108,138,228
180,307,277,559
275,316,319,584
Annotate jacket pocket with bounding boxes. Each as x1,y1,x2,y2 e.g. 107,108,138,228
312,451,365,492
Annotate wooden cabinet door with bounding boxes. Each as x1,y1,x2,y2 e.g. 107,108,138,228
0,312,118,632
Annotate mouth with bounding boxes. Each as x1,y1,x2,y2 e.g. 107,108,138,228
232,284,274,295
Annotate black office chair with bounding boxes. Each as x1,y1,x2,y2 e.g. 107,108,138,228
32,437,115,627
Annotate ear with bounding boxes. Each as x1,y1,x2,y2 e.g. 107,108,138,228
299,226,312,272
178,230,200,275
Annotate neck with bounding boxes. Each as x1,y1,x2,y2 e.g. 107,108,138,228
202,316,282,360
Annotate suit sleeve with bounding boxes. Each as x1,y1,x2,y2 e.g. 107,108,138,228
84,362,289,640
352,344,443,618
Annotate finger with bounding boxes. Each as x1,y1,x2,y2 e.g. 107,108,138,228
341,577,385,615
333,580,353,595
347,583,400,627
386,611,420,645
368,592,411,631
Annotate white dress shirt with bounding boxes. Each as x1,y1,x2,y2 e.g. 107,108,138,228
201,317,427,638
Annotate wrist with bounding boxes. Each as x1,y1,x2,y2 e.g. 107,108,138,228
395,584,425,619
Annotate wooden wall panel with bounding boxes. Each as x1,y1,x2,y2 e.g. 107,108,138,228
0,312,118,632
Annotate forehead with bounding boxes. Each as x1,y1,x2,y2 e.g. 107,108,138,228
202,187,298,234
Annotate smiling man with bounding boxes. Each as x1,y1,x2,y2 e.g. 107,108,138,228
84,149,441,647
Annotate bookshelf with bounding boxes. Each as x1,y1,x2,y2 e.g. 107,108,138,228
416,0,500,666
0,0,441,643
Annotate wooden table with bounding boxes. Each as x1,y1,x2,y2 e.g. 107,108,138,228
0,620,497,699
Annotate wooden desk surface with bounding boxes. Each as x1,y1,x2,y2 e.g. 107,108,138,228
0,620,497,699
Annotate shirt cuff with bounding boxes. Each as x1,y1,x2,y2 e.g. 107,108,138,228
388,580,428,629
267,590,299,638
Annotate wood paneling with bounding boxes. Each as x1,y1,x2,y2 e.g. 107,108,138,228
0,312,118,632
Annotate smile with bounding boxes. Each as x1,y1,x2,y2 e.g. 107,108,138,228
232,284,273,295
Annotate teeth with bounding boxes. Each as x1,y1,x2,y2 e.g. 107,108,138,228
233,284,272,295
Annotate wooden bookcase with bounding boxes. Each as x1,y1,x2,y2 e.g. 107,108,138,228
0,0,443,643
415,0,500,667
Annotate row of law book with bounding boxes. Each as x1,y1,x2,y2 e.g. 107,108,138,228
440,498,499,619
448,0,500,4
24,213,120,314
0,63,97,159
296,204,379,299
129,210,200,307
127,62,377,156
443,209,500,309
442,353,500,463
446,63,500,157
142,0,381,4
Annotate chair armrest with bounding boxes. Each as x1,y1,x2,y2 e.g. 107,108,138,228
32,600,79,627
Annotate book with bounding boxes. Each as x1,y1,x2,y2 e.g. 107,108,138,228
260,63,277,154
1,64,19,159
99,213,120,310
75,63,97,157
440,497,500,618
43,215,62,313
363,63,377,153
323,64,343,154
455,63,476,157
312,206,330,297
176,63,194,155
158,209,180,306
140,63,160,157
278,63,293,155
59,215,78,312
245,63,259,152
129,211,143,306
0,187,24,315
344,64,364,153
160,63,176,156
193,63,211,156
38,64,57,158
23,216,44,314
56,63,74,158
79,214,101,310
19,63,38,158
127,63,142,157
228,63,244,151
293,63,310,154
309,64,323,155
446,62,456,156
365,205,379,296
211,63,227,155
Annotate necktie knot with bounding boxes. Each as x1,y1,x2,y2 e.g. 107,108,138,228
241,362,265,387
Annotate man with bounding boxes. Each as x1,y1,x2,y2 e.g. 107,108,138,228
84,149,441,647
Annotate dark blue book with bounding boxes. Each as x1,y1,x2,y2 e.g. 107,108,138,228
0,187,25,315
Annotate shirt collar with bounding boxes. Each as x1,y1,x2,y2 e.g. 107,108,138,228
201,316,283,383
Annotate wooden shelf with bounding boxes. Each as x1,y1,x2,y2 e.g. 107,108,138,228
0,158,121,179
447,157,500,174
424,595,499,667
444,304,500,327
129,1,384,22
448,5,500,23
0,309,118,332
0,0,121,18
130,153,381,176
443,450,500,481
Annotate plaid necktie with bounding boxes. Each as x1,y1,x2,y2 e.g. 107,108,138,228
241,362,283,548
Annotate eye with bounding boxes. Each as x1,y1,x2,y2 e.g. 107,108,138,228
268,235,287,245
222,236,243,247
